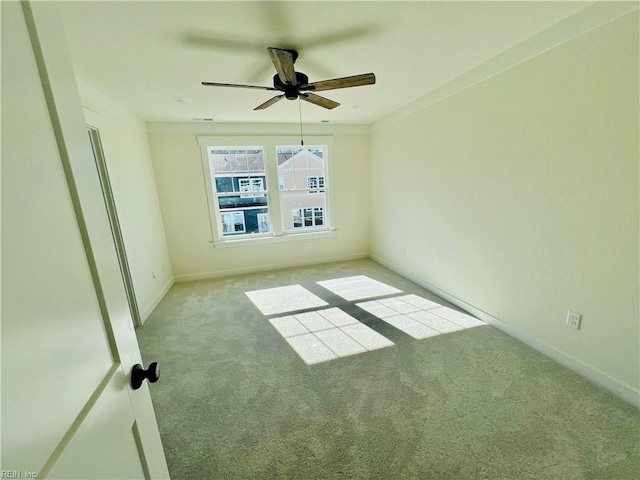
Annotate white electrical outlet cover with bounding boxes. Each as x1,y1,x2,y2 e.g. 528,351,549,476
566,311,582,329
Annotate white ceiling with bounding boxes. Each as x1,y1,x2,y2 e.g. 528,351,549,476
58,1,592,125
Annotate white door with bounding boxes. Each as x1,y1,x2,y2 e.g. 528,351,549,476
1,2,170,479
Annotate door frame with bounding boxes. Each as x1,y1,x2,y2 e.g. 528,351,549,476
85,109,143,328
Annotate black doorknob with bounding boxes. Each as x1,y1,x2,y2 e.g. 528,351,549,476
131,362,160,390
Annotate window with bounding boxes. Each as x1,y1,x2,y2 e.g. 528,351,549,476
200,136,333,245
292,207,324,229
307,176,325,193
221,211,246,234
239,178,264,197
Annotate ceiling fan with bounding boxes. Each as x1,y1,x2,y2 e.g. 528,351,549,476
202,47,376,111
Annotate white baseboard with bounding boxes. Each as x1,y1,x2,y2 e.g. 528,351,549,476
173,252,369,283
370,253,640,408
139,278,174,324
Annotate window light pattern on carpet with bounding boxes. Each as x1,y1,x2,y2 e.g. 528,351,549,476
245,284,328,315
316,275,402,301
357,294,485,339
269,307,394,365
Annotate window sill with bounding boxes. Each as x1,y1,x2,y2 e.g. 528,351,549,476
212,229,336,248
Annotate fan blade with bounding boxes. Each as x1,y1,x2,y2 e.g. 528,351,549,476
254,95,285,110
202,81,277,91
300,93,340,110
268,47,297,85
301,73,375,92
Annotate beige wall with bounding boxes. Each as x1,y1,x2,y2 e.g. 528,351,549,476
370,12,639,392
70,7,637,401
147,125,370,280
78,80,174,322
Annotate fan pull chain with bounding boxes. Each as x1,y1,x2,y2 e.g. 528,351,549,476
298,98,304,146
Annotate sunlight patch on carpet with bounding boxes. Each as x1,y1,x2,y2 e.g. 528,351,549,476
269,308,394,365
316,275,402,301
357,295,485,339
245,284,328,315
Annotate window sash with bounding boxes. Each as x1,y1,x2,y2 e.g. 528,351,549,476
277,146,328,233
209,147,270,238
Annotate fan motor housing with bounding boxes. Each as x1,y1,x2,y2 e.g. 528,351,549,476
273,72,309,100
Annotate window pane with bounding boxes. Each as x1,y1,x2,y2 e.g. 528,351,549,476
214,176,234,194
245,151,265,171
211,149,263,173
220,207,270,236
217,193,267,209
277,148,324,190
221,211,245,234
212,152,232,172
283,193,326,230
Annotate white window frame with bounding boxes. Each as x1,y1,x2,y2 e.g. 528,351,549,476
199,136,334,247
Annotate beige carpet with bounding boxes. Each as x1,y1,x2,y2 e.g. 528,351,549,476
137,259,640,479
